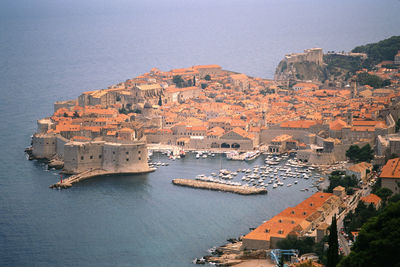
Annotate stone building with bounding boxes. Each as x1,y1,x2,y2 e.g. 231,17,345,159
379,158,400,195
346,162,372,181
284,48,323,66
242,192,341,250
395,51,400,65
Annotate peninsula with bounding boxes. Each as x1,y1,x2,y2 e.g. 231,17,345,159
27,36,400,190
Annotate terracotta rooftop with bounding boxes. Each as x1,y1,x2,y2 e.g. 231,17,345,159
360,194,381,206
380,158,400,179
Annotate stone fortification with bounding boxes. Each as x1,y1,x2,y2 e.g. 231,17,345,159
284,48,323,66
32,133,150,175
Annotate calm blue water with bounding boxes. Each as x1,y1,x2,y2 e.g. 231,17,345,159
1,0,399,266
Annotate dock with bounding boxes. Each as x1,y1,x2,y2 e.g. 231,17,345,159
172,179,267,195
50,168,155,189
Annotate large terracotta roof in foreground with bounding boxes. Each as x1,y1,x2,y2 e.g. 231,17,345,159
244,192,335,242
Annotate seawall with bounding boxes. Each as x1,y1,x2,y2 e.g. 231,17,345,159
50,168,156,189
172,179,267,195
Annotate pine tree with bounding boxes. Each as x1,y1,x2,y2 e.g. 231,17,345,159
158,95,162,106
279,253,284,267
327,214,339,267
193,76,196,86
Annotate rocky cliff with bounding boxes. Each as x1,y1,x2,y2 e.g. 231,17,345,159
274,48,368,84
274,60,327,82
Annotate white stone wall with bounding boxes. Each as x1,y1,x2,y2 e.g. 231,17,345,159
63,141,104,173
56,136,69,158
32,134,57,159
102,142,149,173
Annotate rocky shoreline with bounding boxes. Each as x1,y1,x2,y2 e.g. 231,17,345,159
194,238,267,266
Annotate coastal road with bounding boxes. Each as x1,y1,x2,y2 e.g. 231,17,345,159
336,183,372,256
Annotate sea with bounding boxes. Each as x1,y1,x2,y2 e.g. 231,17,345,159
0,0,399,266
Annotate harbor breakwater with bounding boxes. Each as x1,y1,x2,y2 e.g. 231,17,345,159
50,168,155,189
172,179,267,195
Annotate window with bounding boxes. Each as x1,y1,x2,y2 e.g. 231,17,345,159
113,151,115,155
291,210,295,214
81,156,84,160
138,157,141,160
99,155,102,159
138,151,141,154
265,229,270,233
90,155,93,159
126,151,129,155
126,158,129,161
278,219,282,223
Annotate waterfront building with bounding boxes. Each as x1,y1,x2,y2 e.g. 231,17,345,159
242,192,341,250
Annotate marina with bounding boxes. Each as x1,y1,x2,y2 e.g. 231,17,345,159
179,151,327,192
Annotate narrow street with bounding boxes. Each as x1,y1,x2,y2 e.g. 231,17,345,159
336,184,372,256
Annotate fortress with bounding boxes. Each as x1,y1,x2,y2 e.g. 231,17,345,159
284,48,324,66
31,129,150,175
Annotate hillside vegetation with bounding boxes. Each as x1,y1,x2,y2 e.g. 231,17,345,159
352,36,400,67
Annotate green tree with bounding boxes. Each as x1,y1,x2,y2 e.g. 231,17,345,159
338,201,400,267
173,75,185,88
352,36,400,67
72,111,80,118
343,202,379,236
388,193,400,203
325,171,359,193
395,119,400,132
327,215,339,267
63,112,68,117
277,236,315,255
358,144,373,162
201,83,208,89
375,187,393,202
356,72,384,88
346,145,360,162
345,144,373,162
204,74,211,81
158,95,162,106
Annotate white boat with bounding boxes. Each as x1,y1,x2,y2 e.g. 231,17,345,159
202,154,207,158
294,180,298,184
196,154,200,159
287,184,292,187
273,183,278,188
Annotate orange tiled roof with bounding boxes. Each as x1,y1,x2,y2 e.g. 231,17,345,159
280,120,317,129
360,194,381,206
380,158,400,179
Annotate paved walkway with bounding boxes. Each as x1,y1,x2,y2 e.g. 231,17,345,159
234,259,275,267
